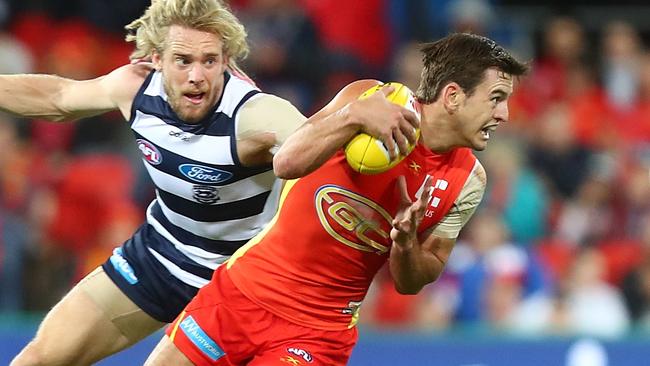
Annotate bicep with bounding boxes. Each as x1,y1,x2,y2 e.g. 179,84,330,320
62,64,149,120
57,77,118,118
309,79,382,121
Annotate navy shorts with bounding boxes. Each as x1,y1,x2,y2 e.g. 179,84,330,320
102,223,201,323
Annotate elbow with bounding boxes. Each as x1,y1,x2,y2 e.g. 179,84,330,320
393,273,441,295
273,153,307,179
393,279,425,295
394,283,422,295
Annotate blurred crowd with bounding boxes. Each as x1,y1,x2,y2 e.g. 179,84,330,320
0,0,648,340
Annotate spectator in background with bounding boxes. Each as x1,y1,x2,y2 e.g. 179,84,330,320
0,30,32,75
45,155,141,280
513,17,588,120
445,210,547,327
0,207,28,311
389,0,502,43
528,103,594,200
562,247,630,338
621,213,650,329
389,41,423,93
553,153,617,246
600,20,643,113
617,160,650,239
0,115,29,312
481,137,549,245
239,0,327,112
612,52,650,147
301,0,390,71
300,0,392,103
510,246,630,338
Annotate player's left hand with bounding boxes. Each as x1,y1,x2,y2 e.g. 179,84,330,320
390,175,433,251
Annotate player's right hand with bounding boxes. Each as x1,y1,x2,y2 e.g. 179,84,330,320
347,85,420,160
391,175,433,250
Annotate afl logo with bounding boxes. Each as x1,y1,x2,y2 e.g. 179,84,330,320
179,164,233,184
315,185,392,254
136,139,162,165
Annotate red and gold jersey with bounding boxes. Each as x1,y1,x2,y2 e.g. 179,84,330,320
226,145,477,330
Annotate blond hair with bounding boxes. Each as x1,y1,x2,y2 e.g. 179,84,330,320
125,0,249,76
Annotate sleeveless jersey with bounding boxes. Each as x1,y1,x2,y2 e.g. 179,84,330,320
129,70,281,288
226,145,477,330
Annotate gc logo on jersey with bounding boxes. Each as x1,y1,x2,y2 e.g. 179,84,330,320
179,164,233,184
136,139,162,165
315,185,392,254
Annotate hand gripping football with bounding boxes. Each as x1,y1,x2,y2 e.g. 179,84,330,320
344,82,421,174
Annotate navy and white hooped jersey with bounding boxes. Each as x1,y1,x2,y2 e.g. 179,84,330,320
129,70,281,288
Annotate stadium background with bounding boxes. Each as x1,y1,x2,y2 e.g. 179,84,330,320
0,0,649,364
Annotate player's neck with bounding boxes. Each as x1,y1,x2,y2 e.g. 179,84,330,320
421,110,463,153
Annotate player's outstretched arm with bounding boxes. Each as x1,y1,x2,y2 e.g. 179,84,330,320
0,63,151,122
389,175,455,294
273,80,419,179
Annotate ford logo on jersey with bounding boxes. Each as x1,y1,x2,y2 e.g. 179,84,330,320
136,139,162,165
179,164,233,184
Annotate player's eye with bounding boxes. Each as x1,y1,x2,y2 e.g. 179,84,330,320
175,57,190,66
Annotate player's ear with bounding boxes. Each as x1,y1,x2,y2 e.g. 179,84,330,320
442,82,463,113
152,51,163,71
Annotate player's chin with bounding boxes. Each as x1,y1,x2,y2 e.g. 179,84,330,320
471,138,489,151
178,109,208,124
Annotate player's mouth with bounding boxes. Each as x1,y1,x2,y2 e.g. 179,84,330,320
480,124,498,139
184,92,206,105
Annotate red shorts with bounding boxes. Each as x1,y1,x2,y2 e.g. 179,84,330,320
167,266,358,366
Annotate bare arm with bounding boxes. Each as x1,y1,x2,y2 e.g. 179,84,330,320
388,175,452,294
273,80,420,179
390,232,456,295
0,63,151,122
389,161,486,294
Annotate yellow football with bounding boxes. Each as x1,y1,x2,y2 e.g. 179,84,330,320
345,82,421,174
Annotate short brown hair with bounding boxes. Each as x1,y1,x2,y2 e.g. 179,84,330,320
416,33,529,103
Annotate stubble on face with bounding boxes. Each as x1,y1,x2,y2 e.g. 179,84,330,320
157,25,227,124
465,69,515,151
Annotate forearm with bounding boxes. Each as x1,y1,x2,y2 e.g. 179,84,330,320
273,107,359,179
273,79,419,179
0,74,74,121
389,242,445,295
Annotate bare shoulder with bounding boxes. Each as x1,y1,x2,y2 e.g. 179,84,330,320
100,63,153,104
109,62,153,81
314,79,382,117
331,79,382,103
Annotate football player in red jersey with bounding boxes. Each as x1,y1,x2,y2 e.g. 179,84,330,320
145,33,528,366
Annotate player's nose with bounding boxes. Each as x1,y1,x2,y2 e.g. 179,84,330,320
188,63,206,84
494,101,509,123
